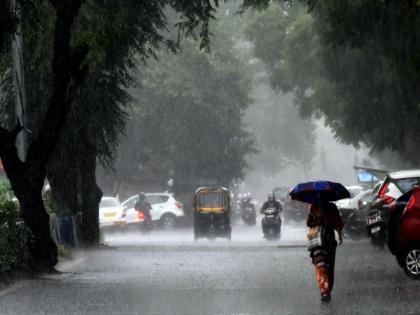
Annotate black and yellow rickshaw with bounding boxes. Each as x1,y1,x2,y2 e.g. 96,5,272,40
193,187,232,241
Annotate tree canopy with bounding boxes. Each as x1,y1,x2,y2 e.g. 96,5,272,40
0,0,243,270
100,12,255,202
245,1,420,166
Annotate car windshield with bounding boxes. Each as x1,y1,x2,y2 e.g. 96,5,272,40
394,178,420,194
198,192,224,208
100,199,119,208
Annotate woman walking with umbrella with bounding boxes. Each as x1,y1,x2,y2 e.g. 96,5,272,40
290,181,348,302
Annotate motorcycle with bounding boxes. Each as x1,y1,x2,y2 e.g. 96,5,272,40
262,207,281,240
241,203,256,225
366,208,386,249
137,210,152,234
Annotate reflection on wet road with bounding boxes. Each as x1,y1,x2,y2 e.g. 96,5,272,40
1,223,419,315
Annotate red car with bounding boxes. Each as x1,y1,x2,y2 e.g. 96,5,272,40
395,186,420,278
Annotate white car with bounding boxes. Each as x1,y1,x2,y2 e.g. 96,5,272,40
336,189,373,210
99,197,126,228
376,170,420,202
335,185,364,209
122,193,185,230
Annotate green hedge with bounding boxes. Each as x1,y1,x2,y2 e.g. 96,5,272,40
0,183,30,277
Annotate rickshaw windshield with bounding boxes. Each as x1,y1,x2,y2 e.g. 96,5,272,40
198,192,225,208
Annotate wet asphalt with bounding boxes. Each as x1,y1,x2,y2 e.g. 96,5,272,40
1,222,419,315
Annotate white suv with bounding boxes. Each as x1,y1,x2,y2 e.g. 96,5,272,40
122,193,185,230
377,170,420,203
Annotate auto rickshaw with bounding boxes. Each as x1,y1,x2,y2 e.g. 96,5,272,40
193,187,232,241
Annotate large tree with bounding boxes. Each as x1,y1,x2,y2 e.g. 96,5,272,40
0,0,87,271
0,0,238,271
245,1,420,166
98,11,255,210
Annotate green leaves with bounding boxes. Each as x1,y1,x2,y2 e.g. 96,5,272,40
0,184,29,276
112,14,255,195
245,1,420,167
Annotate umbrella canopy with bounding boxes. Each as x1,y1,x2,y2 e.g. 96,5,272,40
289,181,351,204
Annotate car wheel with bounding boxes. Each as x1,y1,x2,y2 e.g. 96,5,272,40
161,214,176,230
403,248,420,279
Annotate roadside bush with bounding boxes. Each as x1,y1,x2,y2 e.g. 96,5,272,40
0,183,30,277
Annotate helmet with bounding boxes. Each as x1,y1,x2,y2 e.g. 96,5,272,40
139,192,146,200
268,192,275,202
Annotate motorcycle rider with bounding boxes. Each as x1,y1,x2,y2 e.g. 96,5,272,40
260,192,283,215
135,192,152,231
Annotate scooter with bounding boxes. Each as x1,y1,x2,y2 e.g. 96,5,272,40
262,207,281,240
366,208,386,249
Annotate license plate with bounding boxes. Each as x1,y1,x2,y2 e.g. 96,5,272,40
104,212,117,219
371,226,381,234
368,216,380,225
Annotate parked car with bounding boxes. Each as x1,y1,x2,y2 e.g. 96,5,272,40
122,193,185,230
391,187,420,278
99,197,126,229
375,170,420,204
386,191,413,255
366,170,420,248
334,185,364,209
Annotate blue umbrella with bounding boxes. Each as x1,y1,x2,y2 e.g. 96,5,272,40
289,181,351,204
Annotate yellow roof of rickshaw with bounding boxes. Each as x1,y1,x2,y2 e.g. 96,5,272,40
195,187,229,193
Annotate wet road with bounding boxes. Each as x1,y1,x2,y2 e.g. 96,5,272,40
1,223,420,315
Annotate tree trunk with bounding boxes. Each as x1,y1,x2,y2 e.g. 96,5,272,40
48,137,80,214
0,0,86,272
80,136,101,245
1,145,58,271
19,190,58,271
